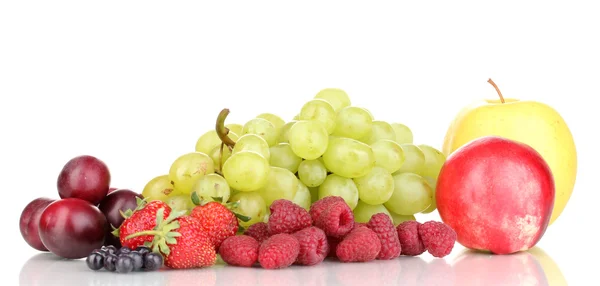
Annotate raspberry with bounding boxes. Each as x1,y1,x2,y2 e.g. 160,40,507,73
218,235,259,267
396,220,425,256
366,213,401,260
268,199,312,235
336,226,381,262
292,226,329,266
309,196,345,222
314,199,354,238
244,222,270,243
418,221,457,258
258,233,300,269
354,222,367,229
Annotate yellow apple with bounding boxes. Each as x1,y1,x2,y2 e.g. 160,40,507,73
442,79,577,225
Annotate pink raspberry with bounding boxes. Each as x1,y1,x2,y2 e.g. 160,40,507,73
218,235,259,267
336,226,381,262
396,220,425,256
309,196,346,222
258,233,300,269
244,222,270,243
418,221,457,258
366,213,401,260
292,226,329,266
314,199,354,238
268,199,312,235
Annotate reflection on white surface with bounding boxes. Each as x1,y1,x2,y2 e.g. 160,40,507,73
19,247,566,286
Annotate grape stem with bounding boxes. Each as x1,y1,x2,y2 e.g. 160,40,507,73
487,78,505,103
216,108,236,149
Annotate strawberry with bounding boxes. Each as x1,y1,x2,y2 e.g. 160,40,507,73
125,208,216,269
189,193,250,250
114,199,172,249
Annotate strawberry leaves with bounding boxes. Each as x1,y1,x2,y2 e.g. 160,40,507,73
125,207,187,257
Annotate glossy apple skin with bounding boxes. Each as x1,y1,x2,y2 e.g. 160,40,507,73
19,197,55,251
57,155,111,205
436,136,555,255
38,198,108,259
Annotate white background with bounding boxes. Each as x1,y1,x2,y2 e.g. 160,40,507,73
1,1,598,285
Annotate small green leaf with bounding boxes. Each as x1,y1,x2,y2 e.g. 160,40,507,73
191,191,201,206
212,196,223,203
163,222,180,233
170,232,182,237
111,228,120,237
159,241,170,256
155,208,166,226
237,226,246,233
165,236,177,244
235,212,252,222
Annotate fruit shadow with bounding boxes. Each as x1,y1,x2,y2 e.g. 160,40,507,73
18,246,567,286
449,246,567,286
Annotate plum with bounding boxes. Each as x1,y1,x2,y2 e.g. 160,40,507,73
19,197,55,251
39,198,108,259
57,155,111,205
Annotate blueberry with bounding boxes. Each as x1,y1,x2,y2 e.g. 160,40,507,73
135,246,151,257
115,256,134,273
117,246,131,255
86,253,104,270
105,245,117,255
127,251,144,271
104,254,118,272
143,253,163,271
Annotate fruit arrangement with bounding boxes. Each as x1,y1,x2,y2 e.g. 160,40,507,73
18,81,577,272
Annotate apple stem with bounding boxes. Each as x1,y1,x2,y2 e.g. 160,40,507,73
487,78,505,103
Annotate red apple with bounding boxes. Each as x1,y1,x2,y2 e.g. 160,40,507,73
436,136,555,254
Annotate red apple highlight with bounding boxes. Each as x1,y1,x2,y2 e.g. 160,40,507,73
436,136,555,254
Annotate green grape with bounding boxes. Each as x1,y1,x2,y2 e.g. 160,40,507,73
353,166,394,205
195,130,239,155
222,151,270,192
332,106,373,140
242,118,278,147
229,191,267,228
288,120,329,160
385,206,416,226
314,88,351,112
309,186,319,203
226,124,244,136
393,144,426,175
418,144,447,180
142,175,177,202
371,139,405,174
391,123,413,144
191,173,231,203
277,121,296,144
297,159,327,187
257,166,299,206
232,134,270,160
208,144,233,173
318,174,359,210
269,143,302,173
257,113,285,133
352,200,392,223
421,176,438,214
384,173,433,215
169,152,215,194
299,99,337,134
322,137,375,178
360,120,396,145
165,194,195,214
292,181,311,211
